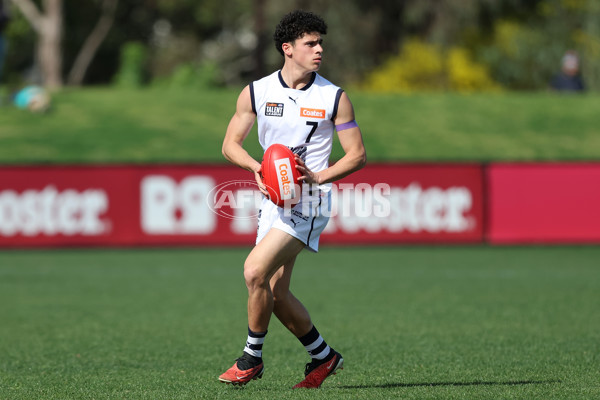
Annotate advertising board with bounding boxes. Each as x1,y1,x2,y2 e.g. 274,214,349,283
0,164,484,247
487,163,600,243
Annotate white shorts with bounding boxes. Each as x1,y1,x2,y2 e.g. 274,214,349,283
256,188,331,252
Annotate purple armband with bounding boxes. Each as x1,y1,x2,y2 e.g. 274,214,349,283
335,120,359,132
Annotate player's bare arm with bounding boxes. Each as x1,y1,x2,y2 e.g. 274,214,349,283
222,86,267,194
295,91,366,184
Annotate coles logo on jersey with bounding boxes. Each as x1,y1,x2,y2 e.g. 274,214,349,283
265,102,284,117
300,107,326,119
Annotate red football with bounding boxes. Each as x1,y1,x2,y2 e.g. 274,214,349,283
261,144,302,207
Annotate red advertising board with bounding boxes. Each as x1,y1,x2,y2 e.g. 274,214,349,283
487,163,600,243
0,163,484,247
321,164,484,244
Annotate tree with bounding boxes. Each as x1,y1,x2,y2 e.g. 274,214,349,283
67,0,117,86
11,0,62,89
10,0,118,89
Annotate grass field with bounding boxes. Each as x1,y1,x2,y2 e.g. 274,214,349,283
1,246,599,399
1,88,600,164
1,86,599,399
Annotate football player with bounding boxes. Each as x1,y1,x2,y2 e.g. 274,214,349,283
219,10,366,389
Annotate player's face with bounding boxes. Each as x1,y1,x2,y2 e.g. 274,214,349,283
290,32,323,72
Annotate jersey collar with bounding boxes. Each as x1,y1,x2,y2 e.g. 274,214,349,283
278,71,316,91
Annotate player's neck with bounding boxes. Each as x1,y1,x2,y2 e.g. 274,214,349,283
280,65,315,90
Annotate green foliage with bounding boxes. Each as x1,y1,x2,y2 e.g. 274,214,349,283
362,39,500,92
2,11,34,86
147,0,256,87
3,9,31,37
446,48,501,91
477,0,600,90
154,0,251,34
154,61,222,90
113,42,148,88
479,20,549,90
360,0,600,91
1,247,599,398
5,0,599,91
574,28,600,89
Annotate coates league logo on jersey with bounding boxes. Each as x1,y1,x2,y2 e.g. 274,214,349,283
265,102,284,117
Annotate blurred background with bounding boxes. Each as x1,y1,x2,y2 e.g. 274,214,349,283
2,0,599,166
1,0,598,92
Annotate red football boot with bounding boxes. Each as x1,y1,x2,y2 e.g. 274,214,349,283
293,350,343,389
219,353,264,386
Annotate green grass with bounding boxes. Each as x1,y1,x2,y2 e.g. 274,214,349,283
1,87,599,164
1,246,599,399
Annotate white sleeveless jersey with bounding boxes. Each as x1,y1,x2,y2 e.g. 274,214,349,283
251,70,343,191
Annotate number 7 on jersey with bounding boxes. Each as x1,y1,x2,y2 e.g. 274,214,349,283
305,121,318,143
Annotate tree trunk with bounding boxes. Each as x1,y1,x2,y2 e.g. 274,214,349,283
11,0,63,89
39,0,62,89
67,0,118,86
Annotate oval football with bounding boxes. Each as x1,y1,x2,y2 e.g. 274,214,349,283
261,144,302,207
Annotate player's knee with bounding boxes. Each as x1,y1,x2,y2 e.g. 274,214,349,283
243,260,268,291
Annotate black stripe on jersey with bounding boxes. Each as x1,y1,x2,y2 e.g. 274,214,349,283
249,82,257,114
306,191,322,245
302,72,316,91
278,71,316,91
331,88,344,121
278,71,287,88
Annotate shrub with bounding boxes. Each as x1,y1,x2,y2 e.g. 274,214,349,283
362,39,499,92
113,42,148,88
159,61,222,89
447,48,501,92
362,39,444,92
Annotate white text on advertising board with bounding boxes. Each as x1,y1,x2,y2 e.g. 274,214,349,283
0,186,108,236
141,176,216,234
324,183,474,234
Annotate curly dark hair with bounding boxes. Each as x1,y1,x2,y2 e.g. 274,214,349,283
273,10,327,56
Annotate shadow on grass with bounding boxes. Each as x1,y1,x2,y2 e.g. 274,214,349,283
340,379,561,389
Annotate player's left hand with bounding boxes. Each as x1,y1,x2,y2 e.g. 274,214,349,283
295,156,320,184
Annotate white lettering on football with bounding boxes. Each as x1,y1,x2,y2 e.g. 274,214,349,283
274,158,295,200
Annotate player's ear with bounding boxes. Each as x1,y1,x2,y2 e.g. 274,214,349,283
282,41,293,57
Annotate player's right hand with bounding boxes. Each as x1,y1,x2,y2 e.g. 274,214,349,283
253,164,269,196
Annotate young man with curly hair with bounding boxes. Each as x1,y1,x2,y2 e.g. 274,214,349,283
219,10,366,389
